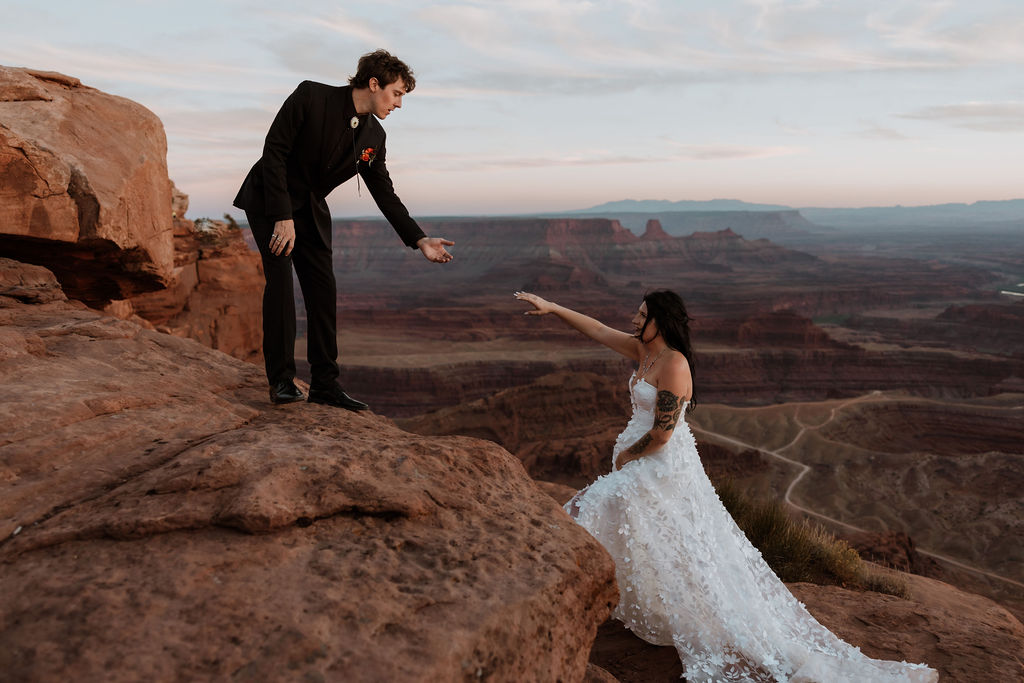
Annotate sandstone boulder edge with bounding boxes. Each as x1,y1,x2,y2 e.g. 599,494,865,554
0,263,618,682
0,65,174,304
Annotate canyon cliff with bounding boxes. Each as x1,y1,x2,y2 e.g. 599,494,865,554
0,260,617,681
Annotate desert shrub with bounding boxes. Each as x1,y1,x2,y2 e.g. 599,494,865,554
714,479,907,597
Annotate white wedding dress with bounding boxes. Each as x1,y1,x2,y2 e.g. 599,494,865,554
566,374,938,682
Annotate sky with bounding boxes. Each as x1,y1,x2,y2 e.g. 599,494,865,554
2,0,1023,219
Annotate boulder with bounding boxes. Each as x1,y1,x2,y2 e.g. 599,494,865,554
0,256,66,305
845,530,945,578
0,264,618,682
0,65,173,305
790,574,1024,683
584,575,1024,683
0,66,262,361
121,191,264,363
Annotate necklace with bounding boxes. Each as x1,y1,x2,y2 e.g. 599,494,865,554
636,348,666,382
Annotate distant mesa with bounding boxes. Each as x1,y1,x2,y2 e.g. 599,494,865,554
561,207,827,241
736,310,855,350
800,200,1024,232
574,198,794,213
568,196,1024,235
326,216,819,295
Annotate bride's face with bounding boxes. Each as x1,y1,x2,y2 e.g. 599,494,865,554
632,301,659,342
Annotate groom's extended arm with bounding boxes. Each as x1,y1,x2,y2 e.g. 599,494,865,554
614,361,690,470
362,139,424,247
362,140,453,262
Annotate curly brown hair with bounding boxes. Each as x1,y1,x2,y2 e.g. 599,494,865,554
348,49,416,92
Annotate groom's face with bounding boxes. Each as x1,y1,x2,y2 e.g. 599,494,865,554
368,77,408,119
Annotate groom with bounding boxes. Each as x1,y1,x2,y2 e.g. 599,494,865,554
234,49,453,411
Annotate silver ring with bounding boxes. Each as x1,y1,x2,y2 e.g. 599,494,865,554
271,234,279,240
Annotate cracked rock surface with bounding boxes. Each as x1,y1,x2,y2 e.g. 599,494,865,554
0,262,617,682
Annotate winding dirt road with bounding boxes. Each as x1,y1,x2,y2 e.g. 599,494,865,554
690,392,1024,591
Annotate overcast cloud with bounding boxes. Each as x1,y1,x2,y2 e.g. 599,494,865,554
1,0,1021,217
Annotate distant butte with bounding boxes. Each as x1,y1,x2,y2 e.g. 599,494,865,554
640,218,671,240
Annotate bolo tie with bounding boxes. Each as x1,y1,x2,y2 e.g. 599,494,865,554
350,115,363,197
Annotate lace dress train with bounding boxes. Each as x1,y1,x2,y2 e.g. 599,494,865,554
566,376,937,682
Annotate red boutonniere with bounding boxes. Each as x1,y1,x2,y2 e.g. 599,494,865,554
359,147,376,166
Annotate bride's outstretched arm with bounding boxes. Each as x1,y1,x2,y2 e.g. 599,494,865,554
514,291,642,361
614,358,691,470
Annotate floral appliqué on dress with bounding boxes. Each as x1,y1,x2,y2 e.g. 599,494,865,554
565,373,938,682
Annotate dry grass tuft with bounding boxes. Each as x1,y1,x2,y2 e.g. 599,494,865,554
714,479,908,598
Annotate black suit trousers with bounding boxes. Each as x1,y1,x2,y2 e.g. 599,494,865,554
246,205,339,389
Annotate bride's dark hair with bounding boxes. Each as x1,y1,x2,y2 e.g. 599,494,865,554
640,290,697,411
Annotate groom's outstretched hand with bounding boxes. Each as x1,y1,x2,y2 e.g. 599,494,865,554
417,236,454,263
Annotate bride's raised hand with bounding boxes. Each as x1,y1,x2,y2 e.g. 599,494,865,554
514,291,555,315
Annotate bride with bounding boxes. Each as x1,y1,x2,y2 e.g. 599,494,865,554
514,290,937,682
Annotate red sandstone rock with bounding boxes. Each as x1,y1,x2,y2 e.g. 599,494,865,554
123,190,263,363
0,65,174,305
639,218,671,241
0,267,617,682
736,309,855,349
790,575,1024,683
583,662,622,682
845,531,944,578
534,480,578,506
0,65,262,360
587,575,1024,683
0,256,66,305
0,271,264,541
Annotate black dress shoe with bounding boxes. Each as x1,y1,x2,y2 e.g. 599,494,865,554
269,380,305,405
307,384,369,411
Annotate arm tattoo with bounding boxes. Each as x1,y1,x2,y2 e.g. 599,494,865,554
625,432,653,456
654,390,683,432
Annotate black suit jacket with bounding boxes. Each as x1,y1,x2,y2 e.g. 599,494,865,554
233,81,425,249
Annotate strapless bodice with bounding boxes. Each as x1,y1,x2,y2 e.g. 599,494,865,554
628,372,689,417
629,374,658,415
